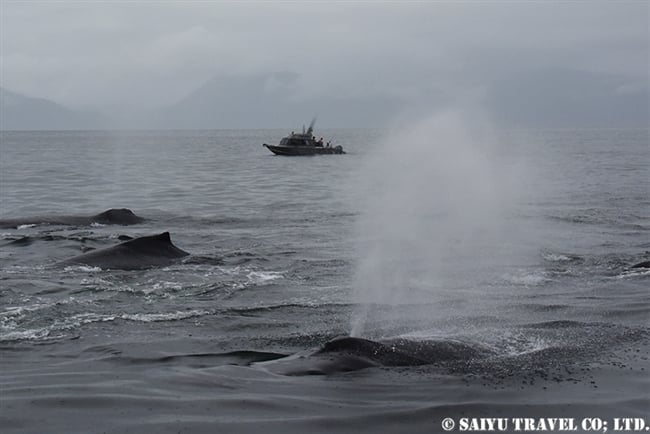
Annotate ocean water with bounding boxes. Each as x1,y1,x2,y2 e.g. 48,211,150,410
0,125,648,433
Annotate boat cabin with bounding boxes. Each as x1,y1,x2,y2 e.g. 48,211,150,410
280,136,316,147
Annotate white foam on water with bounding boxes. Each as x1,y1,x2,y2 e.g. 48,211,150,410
0,304,44,320
541,252,573,262
64,265,103,273
616,268,650,279
67,312,117,325
4,265,47,274
499,333,553,356
80,277,115,286
151,281,183,291
0,328,53,342
247,270,283,284
0,302,63,330
0,308,213,342
119,310,209,322
503,270,550,286
213,266,284,289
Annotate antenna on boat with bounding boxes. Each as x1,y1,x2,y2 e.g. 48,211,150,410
307,117,316,136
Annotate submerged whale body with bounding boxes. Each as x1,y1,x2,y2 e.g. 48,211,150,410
630,260,650,269
0,208,145,228
259,336,494,376
91,209,145,225
60,232,189,270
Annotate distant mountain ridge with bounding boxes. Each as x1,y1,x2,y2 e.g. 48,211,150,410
1,73,403,130
2,67,647,130
155,72,404,129
0,87,105,130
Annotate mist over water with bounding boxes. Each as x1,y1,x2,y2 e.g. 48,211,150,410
350,112,532,337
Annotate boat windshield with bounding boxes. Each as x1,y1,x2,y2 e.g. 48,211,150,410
281,137,310,147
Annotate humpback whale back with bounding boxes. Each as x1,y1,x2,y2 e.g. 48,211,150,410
119,232,189,258
0,208,145,228
92,208,145,225
259,336,496,376
319,336,429,366
60,232,189,270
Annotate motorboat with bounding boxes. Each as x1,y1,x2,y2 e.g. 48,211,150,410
263,119,345,156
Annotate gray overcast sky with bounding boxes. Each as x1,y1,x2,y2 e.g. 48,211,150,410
1,1,648,127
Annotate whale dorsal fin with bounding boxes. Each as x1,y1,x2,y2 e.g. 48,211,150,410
153,232,171,243
119,232,189,257
126,231,171,246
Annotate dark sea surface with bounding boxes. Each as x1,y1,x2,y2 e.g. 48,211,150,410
0,126,648,433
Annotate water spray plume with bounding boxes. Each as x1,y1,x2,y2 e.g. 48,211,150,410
350,111,527,338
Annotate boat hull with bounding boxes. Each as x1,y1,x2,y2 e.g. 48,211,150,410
263,144,345,156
